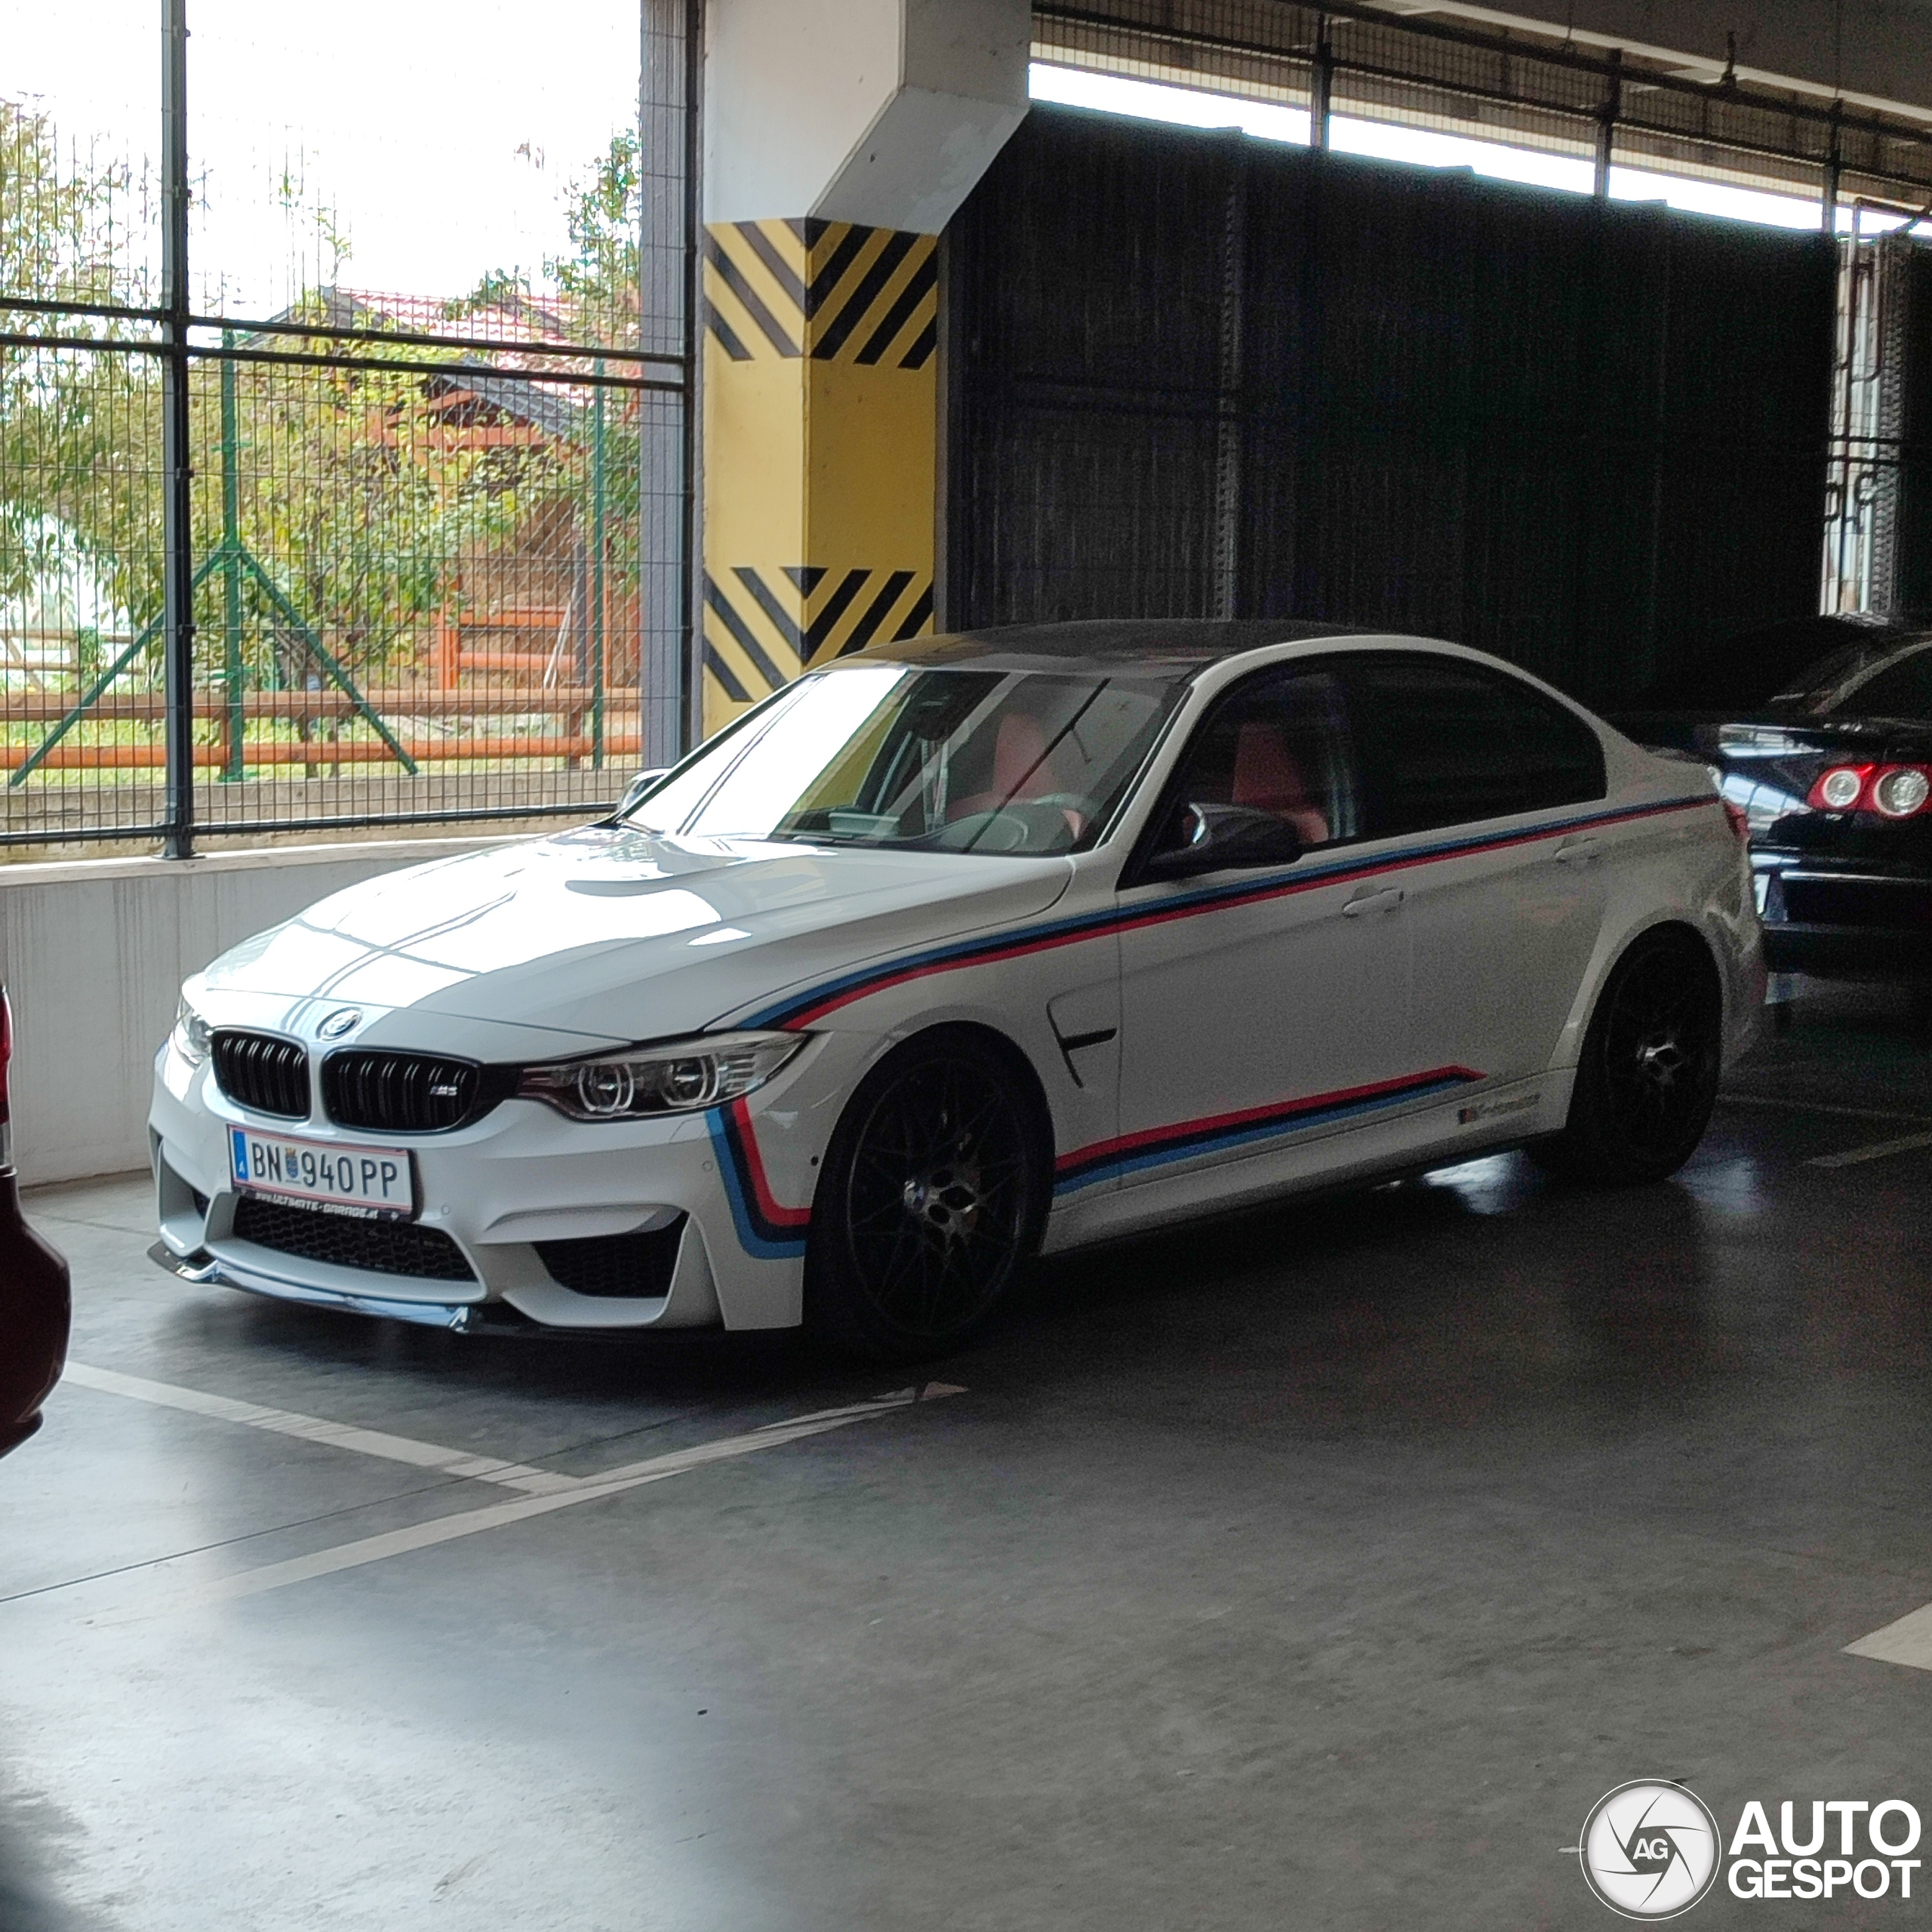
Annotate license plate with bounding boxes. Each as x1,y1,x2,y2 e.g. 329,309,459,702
229,1128,417,1221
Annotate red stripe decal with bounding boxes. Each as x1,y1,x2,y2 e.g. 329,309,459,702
774,796,1711,1029
729,1097,811,1229
1054,1066,1482,1174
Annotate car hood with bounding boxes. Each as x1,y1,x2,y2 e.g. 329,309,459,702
193,826,1075,1054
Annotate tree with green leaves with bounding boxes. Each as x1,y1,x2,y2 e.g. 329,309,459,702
2,100,644,731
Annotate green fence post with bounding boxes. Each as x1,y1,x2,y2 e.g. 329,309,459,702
591,358,607,770
220,332,245,780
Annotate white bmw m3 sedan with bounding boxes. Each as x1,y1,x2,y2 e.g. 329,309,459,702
150,622,1764,1360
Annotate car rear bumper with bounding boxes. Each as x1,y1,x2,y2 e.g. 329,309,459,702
1755,860,1932,980
1762,924,1932,979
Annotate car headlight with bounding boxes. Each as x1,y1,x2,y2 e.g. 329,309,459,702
517,1032,805,1121
171,995,212,1066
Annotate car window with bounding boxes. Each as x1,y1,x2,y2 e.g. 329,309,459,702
1339,654,1606,837
1148,664,1361,855
626,664,1181,856
1838,645,1932,721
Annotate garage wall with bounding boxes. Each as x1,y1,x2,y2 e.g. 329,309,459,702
943,104,1838,704
0,839,510,1187
1890,241,1932,620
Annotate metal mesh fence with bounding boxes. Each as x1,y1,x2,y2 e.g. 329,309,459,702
1,18,688,858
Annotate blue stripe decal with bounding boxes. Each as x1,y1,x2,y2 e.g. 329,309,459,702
708,1109,808,1261
1054,1071,1478,1194
738,795,1712,1032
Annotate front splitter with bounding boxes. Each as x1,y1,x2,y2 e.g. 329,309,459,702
145,1241,546,1336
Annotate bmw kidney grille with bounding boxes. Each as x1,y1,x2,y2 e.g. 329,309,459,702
321,1051,512,1134
210,1031,310,1120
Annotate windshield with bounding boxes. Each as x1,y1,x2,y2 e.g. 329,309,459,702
626,665,1181,854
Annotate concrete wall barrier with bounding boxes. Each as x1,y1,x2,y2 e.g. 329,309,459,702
0,838,513,1186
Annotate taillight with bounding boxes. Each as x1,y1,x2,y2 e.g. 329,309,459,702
1808,764,1874,811
1807,762,1932,817
1872,765,1932,819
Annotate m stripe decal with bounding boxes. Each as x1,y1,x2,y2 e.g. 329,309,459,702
737,795,1716,1031
710,1099,811,1260
1054,1069,1483,1192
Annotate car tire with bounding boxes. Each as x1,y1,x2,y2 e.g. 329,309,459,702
1532,927,1723,1186
804,1029,1047,1364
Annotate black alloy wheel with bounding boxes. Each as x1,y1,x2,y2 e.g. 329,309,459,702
1534,928,1723,1186
806,1032,1044,1361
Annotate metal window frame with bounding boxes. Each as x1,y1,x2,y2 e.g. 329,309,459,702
5,0,701,861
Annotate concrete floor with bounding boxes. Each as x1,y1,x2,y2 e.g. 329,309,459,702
5,983,1932,1931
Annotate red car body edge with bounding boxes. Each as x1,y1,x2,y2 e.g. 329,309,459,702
0,985,71,1458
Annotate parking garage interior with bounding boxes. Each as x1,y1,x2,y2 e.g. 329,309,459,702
6,3,1932,1928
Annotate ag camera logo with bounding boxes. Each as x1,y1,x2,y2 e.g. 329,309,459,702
1579,1784,1924,1915
1580,1782,1722,1920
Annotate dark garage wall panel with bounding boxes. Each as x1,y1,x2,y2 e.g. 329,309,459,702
945,105,1837,704
1894,242,1932,619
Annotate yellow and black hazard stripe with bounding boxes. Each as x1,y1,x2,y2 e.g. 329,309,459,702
701,565,935,705
703,220,937,369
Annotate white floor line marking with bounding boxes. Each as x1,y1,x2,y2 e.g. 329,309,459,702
1807,1130,1932,1171
1721,1094,1932,1128
85,1385,962,1624
60,1362,576,1494
1844,1601,1932,1672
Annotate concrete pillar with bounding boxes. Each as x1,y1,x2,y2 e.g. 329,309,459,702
698,0,1029,731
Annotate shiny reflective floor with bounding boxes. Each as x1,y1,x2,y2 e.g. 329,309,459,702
5,983,1932,1931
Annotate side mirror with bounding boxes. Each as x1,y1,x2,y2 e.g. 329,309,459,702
1140,802,1305,882
615,768,669,818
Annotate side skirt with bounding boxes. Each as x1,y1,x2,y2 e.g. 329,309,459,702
1038,1071,1574,1256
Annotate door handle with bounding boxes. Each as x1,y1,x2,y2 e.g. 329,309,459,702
1554,836,1603,865
1341,886,1404,918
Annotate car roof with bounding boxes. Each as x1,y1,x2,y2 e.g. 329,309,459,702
1631,613,1932,713
850,618,1372,675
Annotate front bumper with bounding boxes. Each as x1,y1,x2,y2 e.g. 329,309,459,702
146,1241,561,1335
147,1035,842,1335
